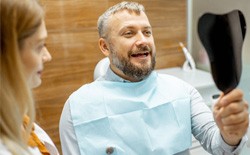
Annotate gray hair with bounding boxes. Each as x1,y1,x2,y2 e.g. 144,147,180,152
97,1,145,38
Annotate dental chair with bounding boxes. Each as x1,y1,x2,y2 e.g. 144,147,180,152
93,57,110,80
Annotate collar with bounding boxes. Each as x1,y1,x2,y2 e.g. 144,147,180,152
102,66,154,83
103,67,133,83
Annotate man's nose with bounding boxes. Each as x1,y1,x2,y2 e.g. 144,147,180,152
135,32,148,46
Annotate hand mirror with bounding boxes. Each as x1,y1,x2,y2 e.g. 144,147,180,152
197,10,246,94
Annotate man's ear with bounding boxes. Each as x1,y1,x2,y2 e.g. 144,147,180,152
99,38,109,56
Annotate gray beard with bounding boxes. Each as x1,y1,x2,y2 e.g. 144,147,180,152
111,50,156,81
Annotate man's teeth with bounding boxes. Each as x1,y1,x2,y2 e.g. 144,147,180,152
131,52,149,57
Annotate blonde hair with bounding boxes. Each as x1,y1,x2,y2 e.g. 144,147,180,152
97,1,145,38
0,0,44,154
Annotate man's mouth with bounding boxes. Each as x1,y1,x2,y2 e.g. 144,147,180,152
131,52,150,58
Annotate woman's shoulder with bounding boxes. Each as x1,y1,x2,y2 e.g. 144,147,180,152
0,139,12,155
34,123,59,155
0,138,41,155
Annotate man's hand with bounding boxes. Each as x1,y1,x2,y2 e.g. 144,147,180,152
213,88,249,146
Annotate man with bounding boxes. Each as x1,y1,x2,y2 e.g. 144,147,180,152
59,1,249,155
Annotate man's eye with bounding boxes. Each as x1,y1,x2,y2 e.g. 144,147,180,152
144,31,152,36
123,31,133,37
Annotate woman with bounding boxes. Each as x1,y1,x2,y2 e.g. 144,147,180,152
0,0,59,154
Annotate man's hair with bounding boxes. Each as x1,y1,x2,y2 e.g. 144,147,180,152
97,1,145,38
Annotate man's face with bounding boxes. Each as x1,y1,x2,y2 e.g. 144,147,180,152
106,10,156,82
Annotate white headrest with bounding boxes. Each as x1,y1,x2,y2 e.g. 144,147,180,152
93,57,110,80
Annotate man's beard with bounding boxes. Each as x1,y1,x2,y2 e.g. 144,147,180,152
110,45,156,81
